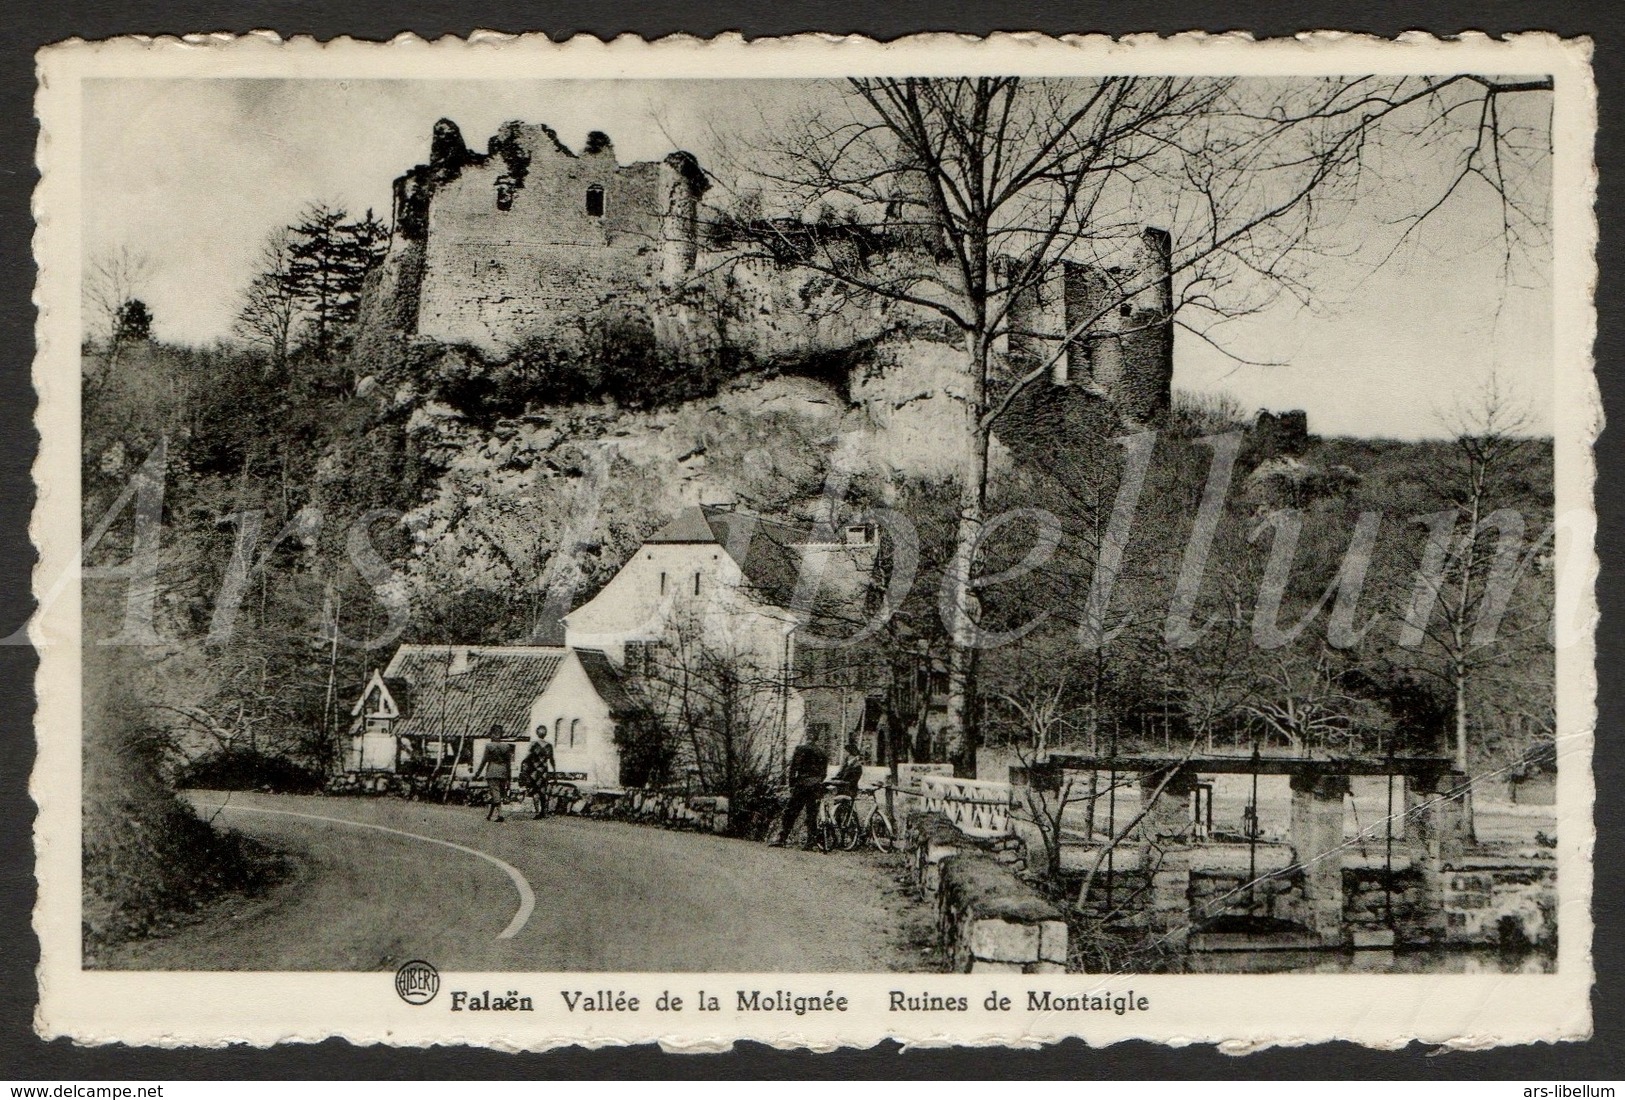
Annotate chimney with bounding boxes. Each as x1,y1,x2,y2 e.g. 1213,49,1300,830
449,646,472,676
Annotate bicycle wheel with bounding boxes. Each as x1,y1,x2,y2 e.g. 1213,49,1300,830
838,802,864,851
868,810,895,852
817,817,837,853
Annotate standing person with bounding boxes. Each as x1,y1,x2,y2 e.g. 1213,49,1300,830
473,723,515,822
520,728,556,820
834,736,865,798
771,739,830,850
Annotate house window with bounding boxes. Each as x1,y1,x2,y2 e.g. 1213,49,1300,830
659,571,667,596
586,185,605,217
553,716,564,741
569,718,581,746
694,572,701,596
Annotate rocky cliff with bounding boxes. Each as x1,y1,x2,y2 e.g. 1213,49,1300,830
383,335,1008,631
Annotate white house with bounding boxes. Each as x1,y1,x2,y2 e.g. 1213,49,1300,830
563,504,879,759
343,644,631,789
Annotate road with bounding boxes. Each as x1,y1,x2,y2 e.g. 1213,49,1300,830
99,792,924,973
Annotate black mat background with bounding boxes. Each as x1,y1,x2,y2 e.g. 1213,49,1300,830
0,3,1617,1079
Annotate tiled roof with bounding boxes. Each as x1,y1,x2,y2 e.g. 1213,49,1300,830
639,505,879,611
701,506,809,609
575,648,635,716
645,507,718,544
383,645,567,741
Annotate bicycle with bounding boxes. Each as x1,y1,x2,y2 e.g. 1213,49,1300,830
854,780,898,852
815,782,863,852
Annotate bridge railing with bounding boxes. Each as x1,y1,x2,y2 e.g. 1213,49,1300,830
920,774,1015,838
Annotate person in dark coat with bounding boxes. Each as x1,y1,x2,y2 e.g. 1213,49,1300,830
473,724,515,822
772,740,830,849
833,736,865,796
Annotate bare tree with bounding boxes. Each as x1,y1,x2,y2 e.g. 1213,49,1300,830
1243,646,1372,756
740,75,1551,776
1399,372,1550,772
83,244,152,378
235,230,300,368
635,609,789,812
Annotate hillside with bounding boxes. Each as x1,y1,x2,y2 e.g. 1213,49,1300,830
79,328,1557,948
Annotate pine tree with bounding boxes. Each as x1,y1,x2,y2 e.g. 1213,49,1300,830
114,298,152,344
281,204,388,361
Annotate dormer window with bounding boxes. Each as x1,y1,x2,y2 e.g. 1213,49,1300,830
586,185,605,217
495,175,516,211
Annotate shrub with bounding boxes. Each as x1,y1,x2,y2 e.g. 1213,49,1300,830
83,656,288,957
174,748,327,794
422,312,743,421
613,705,679,789
1168,388,1249,438
725,777,787,841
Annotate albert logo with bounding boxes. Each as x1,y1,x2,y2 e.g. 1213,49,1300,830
394,960,440,1005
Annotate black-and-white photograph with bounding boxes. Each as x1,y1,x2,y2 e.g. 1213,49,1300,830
64,58,1575,997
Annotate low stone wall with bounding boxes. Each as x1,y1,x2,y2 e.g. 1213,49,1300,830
1072,852,1554,952
1442,863,1557,948
907,811,1068,974
532,786,733,835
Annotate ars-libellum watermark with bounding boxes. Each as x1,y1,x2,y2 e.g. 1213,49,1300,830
35,428,1581,657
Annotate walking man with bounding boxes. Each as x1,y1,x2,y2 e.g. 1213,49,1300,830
474,723,515,822
772,739,830,849
520,728,556,820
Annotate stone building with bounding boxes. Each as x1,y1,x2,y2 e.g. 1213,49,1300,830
369,119,709,353
1004,227,1176,425
365,117,1177,426
345,644,630,789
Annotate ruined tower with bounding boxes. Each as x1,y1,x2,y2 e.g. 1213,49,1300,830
368,118,711,355
658,151,710,288
1067,227,1174,424
1005,226,1175,425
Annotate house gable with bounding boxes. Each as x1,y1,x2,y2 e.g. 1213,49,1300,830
351,669,405,720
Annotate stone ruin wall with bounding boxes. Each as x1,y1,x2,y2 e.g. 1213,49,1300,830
369,120,709,356
1063,768,1557,954
1005,226,1174,426
363,119,1176,432
414,131,665,350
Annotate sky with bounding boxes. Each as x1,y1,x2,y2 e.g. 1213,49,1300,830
81,78,1554,440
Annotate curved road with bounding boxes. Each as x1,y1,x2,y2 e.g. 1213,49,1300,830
102,792,921,973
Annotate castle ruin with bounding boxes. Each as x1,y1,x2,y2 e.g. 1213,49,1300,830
365,119,1176,425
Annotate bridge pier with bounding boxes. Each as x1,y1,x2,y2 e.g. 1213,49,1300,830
1290,772,1351,944
1406,770,1470,942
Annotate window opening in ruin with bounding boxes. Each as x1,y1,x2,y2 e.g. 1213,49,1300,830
1119,303,1133,317
495,175,516,212
586,185,605,217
